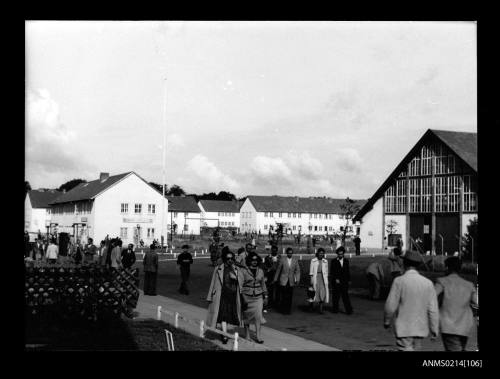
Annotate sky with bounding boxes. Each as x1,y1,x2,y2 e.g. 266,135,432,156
25,21,477,199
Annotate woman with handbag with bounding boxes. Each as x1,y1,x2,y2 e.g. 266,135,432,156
206,247,244,344
309,247,329,314
239,251,267,343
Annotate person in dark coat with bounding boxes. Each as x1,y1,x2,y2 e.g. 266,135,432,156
177,244,193,295
330,246,353,314
353,235,361,256
121,243,136,269
263,245,280,310
24,231,31,258
143,244,159,296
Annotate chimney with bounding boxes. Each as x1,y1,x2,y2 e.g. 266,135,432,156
100,172,110,182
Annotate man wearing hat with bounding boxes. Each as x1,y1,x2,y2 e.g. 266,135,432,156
434,256,478,351
177,245,193,295
384,250,439,351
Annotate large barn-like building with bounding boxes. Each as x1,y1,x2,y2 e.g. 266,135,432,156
353,129,477,255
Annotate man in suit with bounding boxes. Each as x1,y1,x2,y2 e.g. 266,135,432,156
263,244,281,310
273,247,301,314
143,244,159,296
177,244,193,295
330,246,353,314
434,256,478,351
384,250,439,351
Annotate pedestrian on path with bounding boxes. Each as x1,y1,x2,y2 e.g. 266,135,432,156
206,247,244,344
273,247,301,315
330,246,353,314
240,251,267,343
309,247,329,313
177,244,193,295
434,256,478,351
383,250,439,351
263,245,280,310
143,244,159,296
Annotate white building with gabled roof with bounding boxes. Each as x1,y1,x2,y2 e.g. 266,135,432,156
49,172,168,246
198,200,242,230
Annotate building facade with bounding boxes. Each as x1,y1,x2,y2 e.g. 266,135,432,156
166,196,201,236
25,189,62,240
354,129,478,255
49,172,168,246
198,200,241,230
239,196,366,236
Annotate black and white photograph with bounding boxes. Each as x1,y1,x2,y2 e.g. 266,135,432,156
24,20,479,354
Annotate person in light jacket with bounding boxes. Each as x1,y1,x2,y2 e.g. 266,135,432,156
384,250,439,351
309,247,329,313
434,256,478,351
273,247,301,315
206,247,244,344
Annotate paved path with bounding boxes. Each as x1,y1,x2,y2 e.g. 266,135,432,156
134,291,339,351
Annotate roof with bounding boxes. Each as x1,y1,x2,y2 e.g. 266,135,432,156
28,190,62,208
166,196,200,213
198,200,242,213
246,196,367,214
50,172,162,204
354,129,477,221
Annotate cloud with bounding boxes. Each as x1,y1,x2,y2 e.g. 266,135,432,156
166,133,185,150
250,156,292,184
25,88,95,188
186,154,240,193
335,148,364,172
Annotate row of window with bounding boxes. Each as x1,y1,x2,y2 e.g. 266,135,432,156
385,175,477,213
51,202,93,215
218,212,236,217
263,212,343,219
408,144,459,177
220,221,235,226
121,203,156,215
261,224,353,232
119,227,155,239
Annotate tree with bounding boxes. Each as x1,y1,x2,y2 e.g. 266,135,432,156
25,181,31,196
217,191,236,201
166,184,186,196
339,197,361,245
461,217,478,263
58,179,87,193
385,220,398,235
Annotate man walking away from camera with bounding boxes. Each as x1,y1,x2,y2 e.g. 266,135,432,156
384,250,439,351
434,256,478,351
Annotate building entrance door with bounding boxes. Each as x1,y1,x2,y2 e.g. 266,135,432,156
410,214,432,253
435,214,460,255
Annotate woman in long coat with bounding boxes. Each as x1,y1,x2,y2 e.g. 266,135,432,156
309,247,329,313
206,247,244,343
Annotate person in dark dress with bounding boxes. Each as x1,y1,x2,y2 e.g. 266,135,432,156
353,235,361,256
206,247,243,344
330,246,353,314
121,243,136,269
177,244,193,295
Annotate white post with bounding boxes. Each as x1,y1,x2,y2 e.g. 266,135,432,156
157,306,162,320
174,312,179,328
195,251,197,257
174,252,177,259
199,320,205,338
349,253,352,258
233,332,239,351
299,255,302,260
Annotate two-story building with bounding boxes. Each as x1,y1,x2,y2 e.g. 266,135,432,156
166,196,201,236
198,200,242,230
49,172,168,246
24,189,62,240
239,196,366,236
353,129,477,255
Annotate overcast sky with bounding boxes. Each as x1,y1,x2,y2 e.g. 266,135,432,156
25,21,476,199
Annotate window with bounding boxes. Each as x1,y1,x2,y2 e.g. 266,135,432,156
270,212,274,217
293,225,296,230
120,227,128,239
314,214,317,219
325,214,328,219
463,175,477,212
409,156,420,177
278,212,282,218
319,214,323,219
288,213,292,218
319,226,323,231
421,145,432,176
185,212,189,217
232,222,235,226
264,212,268,217
232,213,235,217
135,204,142,214
293,213,296,218
184,224,188,232
147,228,155,238
298,213,301,218
173,212,178,218
409,179,421,213
421,177,432,213
218,212,221,217
308,225,312,231
264,225,268,230
314,226,318,231
329,226,333,231
148,204,156,214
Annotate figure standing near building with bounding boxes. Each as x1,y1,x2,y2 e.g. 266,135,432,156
143,244,159,296
121,243,136,269
388,247,404,279
263,245,280,311
177,244,193,295
383,250,439,351
32,238,45,261
366,261,385,300
434,256,478,351
273,247,301,315
206,247,244,344
353,235,361,256
110,239,123,269
83,238,97,265
330,246,353,314
239,251,267,343
309,247,329,313
46,238,59,264
24,231,31,258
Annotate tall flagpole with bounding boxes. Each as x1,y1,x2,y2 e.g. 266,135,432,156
162,77,167,248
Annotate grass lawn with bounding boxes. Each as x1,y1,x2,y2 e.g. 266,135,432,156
25,315,223,351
